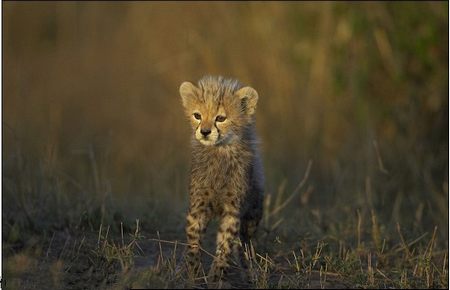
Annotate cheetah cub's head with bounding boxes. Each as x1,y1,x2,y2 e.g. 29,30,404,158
179,76,258,146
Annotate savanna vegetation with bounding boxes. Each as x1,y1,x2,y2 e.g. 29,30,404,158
3,2,448,289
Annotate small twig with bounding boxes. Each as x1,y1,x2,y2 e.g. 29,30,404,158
97,223,103,248
373,140,389,174
103,226,110,249
270,218,284,232
172,240,178,265
425,226,438,259
356,209,362,250
46,232,56,258
256,252,273,265
76,236,86,257
376,269,392,282
157,231,164,263
268,160,313,218
147,237,217,259
58,236,71,260
121,222,125,248
394,232,428,253
396,222,411,257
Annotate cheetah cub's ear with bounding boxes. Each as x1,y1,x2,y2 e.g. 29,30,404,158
179,81,199,109
236,86,259,115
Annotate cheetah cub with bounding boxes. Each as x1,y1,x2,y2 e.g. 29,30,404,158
179,76,264,280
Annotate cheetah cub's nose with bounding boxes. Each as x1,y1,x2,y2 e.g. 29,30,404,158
200,128,212,137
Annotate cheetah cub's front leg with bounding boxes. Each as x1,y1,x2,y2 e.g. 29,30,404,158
185,191,212,275
209,202,241,280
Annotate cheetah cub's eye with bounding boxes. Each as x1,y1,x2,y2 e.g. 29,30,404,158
216,115,226,122
193,113,201,120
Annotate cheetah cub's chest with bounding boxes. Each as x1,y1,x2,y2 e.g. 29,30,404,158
191,145,251,191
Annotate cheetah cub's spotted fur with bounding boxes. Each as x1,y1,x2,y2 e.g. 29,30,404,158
179,76,264,280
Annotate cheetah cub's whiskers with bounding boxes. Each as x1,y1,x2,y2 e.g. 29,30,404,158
179,76,264,282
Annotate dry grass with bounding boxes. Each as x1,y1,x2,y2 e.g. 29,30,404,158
3,172,448,289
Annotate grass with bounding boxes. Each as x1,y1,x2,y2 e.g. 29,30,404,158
3,160,448,289
111,210,447,289
3,143,448,289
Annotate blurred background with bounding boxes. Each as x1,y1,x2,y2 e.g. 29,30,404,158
3,2,448,241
